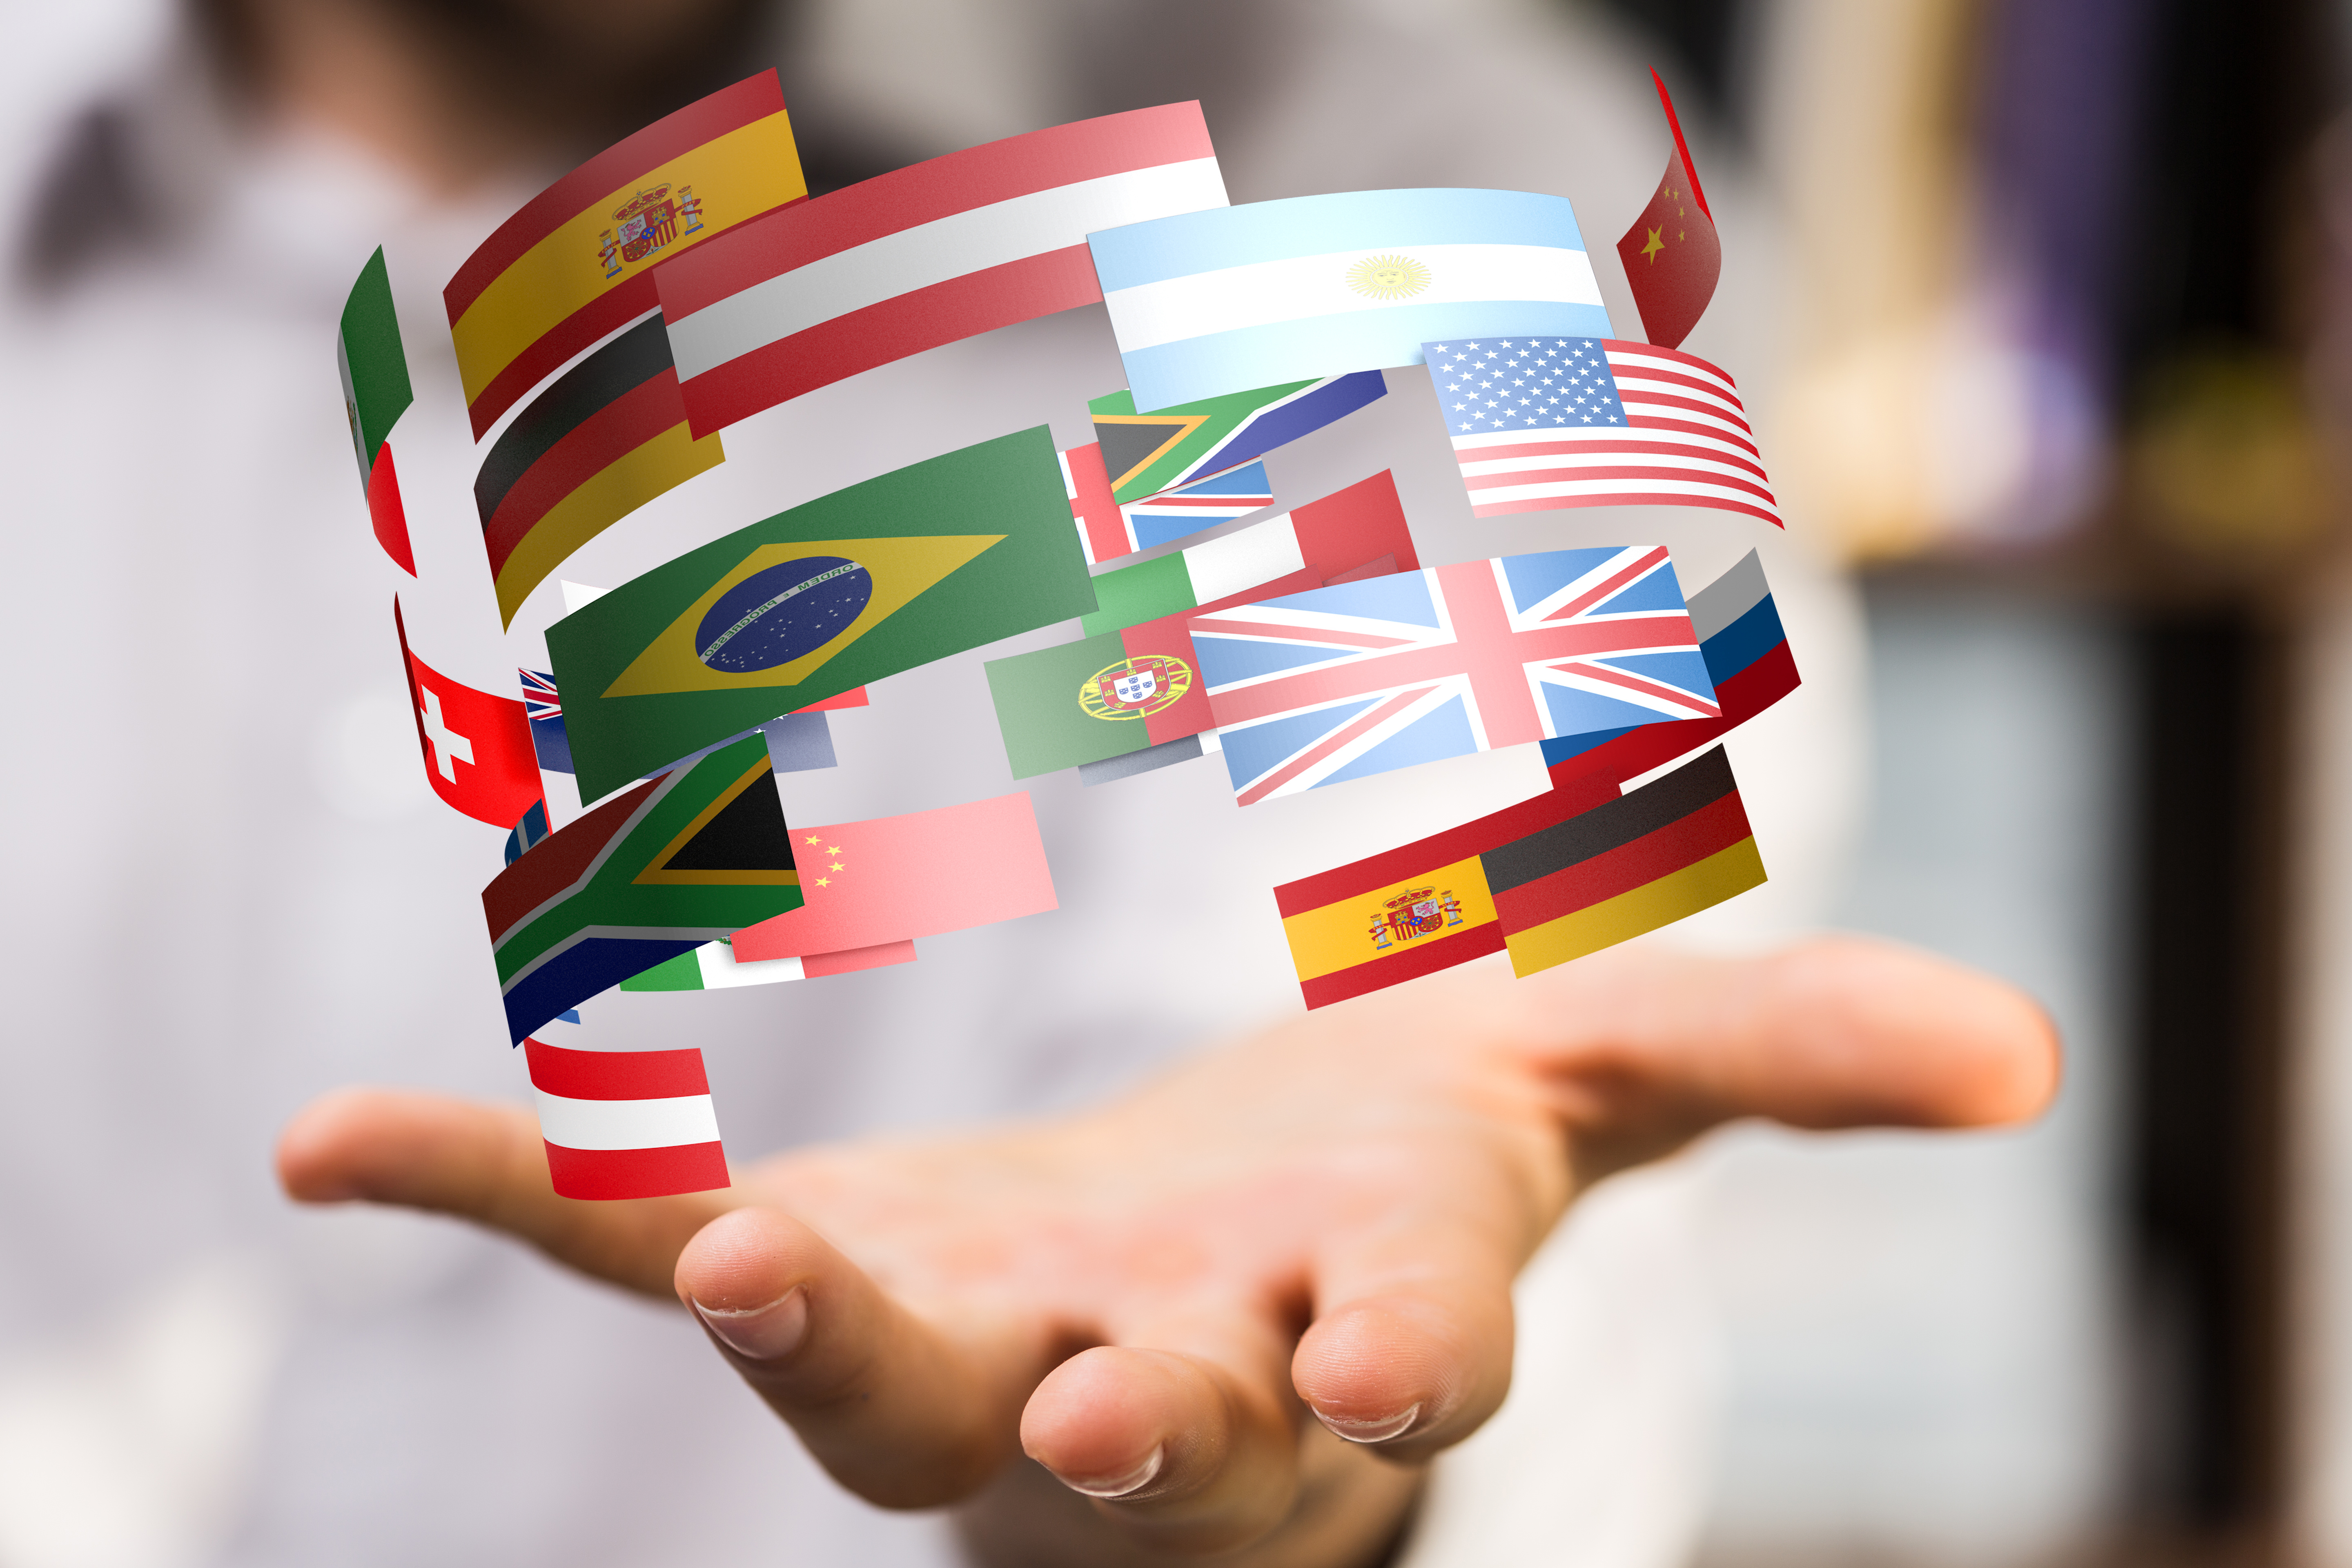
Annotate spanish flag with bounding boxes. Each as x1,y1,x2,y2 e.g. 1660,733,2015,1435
474,314,723,627
443,71,805,440
1274,747,1764,1008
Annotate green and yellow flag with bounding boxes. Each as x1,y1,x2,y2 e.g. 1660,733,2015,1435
549,426,1094,797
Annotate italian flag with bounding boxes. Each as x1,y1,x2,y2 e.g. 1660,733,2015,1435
339,247,416,573
1078,469,1419,635
621,936,915,990
986,566,1317,778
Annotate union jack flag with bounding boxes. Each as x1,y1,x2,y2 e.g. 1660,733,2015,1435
1193,546,1719,805
1117,461,1274,554
1429,338,1780,526
518,668,572,774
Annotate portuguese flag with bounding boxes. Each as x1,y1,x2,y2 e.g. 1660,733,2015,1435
986,566,1315,778
547,425,1094,799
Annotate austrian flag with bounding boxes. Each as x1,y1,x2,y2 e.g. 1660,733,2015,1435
657,103,1227,434
1193,546,1718,804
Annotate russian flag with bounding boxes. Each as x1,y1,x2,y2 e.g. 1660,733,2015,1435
1088,188,1613,412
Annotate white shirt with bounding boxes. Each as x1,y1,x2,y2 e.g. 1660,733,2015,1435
0,5,1863,1565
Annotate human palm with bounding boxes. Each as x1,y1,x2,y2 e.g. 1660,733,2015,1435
278,937,2054,1567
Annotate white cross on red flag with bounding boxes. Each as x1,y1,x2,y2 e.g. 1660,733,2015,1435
394,598,543,829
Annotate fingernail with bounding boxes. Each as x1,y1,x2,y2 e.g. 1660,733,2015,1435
691,1287,808,1361
1313,1402,1423,1444
1056,1444,1164,1499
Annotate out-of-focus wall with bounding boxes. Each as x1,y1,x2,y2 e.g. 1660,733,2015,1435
1695,584,2130,1565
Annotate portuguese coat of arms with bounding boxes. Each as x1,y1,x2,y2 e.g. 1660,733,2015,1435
1078,653,1193,721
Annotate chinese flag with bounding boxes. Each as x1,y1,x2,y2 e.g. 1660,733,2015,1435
1615,71,1721,351
729,793,1056,961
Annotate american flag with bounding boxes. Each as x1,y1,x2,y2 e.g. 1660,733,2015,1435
1427,338,1780,526
1192,546,1720,806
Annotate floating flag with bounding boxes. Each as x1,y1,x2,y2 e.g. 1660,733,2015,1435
1079,470,1418,636
620,935,916,991
1430,338,1777,525
481,733,803,1042
762,710,837,774
1541,548,1799,785
1089,188,1611,412
474,316,726,626
1091,372,1388,505
394,599,542,829
519,668,570,773
1271,550,1795,1008
1615,70,1720,351
1061,445,1276,565
339,247,412,487
1063,447,1271,566
339,248,416,573
548,426,1090,800
504,799,552,865
1275,745,1761,1007
1487,744,1763,975
986,564,1320,778
522,668,856,779
729,793,1056,962
1194,547,1717,806
444,71,806,439
1062,442,1120,566
659,104,1227,435
363,443,415,577
524,1039,729,1200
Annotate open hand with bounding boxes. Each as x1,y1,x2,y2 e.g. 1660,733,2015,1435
276,937,2056,1566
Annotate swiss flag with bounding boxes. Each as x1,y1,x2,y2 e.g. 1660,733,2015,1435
394,598,542,829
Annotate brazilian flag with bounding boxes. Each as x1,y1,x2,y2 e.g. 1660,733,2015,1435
481,733,804,1042
549,426,1095,798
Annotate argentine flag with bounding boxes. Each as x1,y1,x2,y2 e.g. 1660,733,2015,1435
1089,189,1613,412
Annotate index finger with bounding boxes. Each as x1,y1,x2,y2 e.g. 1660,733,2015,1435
275,1087,735,1297
1518,935,2062,1177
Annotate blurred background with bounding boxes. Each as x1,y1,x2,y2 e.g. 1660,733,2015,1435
5,0,2352,1564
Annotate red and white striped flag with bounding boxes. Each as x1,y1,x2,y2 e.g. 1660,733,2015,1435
523,1038,729,1200
1428,337,1781,526
657,103,1226,436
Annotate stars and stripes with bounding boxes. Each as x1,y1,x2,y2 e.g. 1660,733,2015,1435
1192,546,1719,806
1429,337,1780,526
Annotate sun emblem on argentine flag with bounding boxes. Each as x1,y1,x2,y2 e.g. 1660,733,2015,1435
1347,254,1432,300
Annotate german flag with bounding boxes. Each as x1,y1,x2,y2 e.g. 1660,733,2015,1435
1275,770,1621,1010
443,71,804,440
1483,746,1764,977
474,314,723,627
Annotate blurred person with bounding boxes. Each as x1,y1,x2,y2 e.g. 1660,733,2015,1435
0,2,2037,1567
